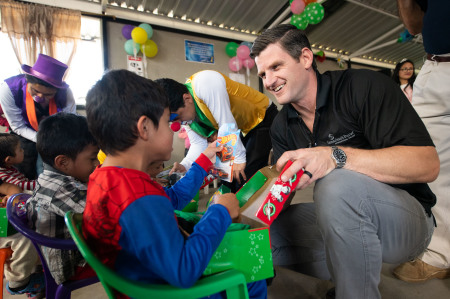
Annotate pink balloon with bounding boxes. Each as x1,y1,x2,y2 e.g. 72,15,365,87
236,45,250,60
291,0,306,14
228,57,243,72
242,57,255,69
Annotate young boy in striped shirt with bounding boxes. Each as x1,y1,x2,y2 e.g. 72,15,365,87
0,133,36,193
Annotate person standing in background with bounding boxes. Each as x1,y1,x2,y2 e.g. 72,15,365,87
395,0,450,282
392,58,416,102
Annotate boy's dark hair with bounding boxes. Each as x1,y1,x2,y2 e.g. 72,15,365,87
154,78,188,112
250,24,317,71
0,133,20,168
36,113,97,167
25,74,57,89
86,69,169,155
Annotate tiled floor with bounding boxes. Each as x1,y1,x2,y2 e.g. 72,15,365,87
3,184,450,298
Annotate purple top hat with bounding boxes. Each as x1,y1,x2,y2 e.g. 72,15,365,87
21,54,69,89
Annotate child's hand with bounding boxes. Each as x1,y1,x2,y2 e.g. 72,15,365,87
169,162,186,175
207,131,218,143
215,193,240,222
203,142,223,164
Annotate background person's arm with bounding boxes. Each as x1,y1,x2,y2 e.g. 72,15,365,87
0,82,38,142
397,0,424,35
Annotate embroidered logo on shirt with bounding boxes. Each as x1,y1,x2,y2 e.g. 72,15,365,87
327,131,355,145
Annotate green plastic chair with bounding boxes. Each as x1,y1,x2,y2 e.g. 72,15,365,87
64,211,249,299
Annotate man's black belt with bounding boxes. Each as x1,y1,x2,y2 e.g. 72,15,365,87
427,54,450,62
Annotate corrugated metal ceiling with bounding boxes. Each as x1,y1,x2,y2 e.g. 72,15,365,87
25,0,427,69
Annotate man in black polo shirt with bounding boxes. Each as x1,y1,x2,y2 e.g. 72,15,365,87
251,24,439,298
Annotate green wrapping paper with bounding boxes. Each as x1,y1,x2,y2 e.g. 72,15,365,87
0,207,17,237
203,226,274,282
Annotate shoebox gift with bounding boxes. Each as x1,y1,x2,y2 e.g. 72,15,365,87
237,160,303,227
203,224,273,283
176,186,274,283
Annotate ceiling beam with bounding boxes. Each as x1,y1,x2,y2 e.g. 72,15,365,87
20,0,258,42
348,24,404,59
346,0,398,19
20,0,102,14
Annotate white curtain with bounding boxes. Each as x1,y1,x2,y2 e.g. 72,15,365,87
0,0,81,78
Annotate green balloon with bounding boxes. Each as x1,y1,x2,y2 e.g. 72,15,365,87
290,15,300,27
124,39,140,55
291,13,309,30
225,42,239,58
139,23,154,39
305,3,325,25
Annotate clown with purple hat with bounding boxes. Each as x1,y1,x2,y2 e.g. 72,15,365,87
0,54,76,179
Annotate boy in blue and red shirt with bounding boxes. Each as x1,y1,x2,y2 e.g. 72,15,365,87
84,70,266,299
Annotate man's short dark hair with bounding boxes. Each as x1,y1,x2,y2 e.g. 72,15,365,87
37,113,97,167
25,74,57,89
86,69,169,155
154,78,189,112
251,24,317,71
0,133,20,168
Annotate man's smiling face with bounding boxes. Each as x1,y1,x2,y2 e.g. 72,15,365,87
255,42,310,105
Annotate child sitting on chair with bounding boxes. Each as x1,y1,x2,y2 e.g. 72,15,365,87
0,133,36,193
26,113,99,285
83,70,267,299
0,181,45,297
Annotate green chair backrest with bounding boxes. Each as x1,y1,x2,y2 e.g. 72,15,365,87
64,211,249,299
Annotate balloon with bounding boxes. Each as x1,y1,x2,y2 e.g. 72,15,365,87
228,57,242,72
291,0,305,14
236,45,250,60
131,27,148,44
225,42,239,57
242,57,255,69
304,0,317,4
124,39,140,55
398,29,413,43
240,41,253,49
139,23,154,39
316,50,326,62
141,40,158,58
122,24,135,40
290,13,309,30
305,3,325,25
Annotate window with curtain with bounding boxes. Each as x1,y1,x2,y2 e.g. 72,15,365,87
0,15,104,106
64,16,104,106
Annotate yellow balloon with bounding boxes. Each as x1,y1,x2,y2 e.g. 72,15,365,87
131,27,147,44
141,40,158,58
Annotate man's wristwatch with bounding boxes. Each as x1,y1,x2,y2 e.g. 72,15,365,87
331,146,346,169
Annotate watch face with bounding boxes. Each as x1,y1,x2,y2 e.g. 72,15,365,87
334,148,346,162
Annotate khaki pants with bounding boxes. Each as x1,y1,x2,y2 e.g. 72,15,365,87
412,57,450,268
0,233,39,287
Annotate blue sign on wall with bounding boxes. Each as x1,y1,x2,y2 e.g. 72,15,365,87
185,40,214,64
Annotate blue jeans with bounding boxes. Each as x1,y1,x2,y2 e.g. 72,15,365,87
270,169,434,299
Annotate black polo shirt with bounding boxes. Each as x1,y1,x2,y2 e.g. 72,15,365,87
270,69,436,215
